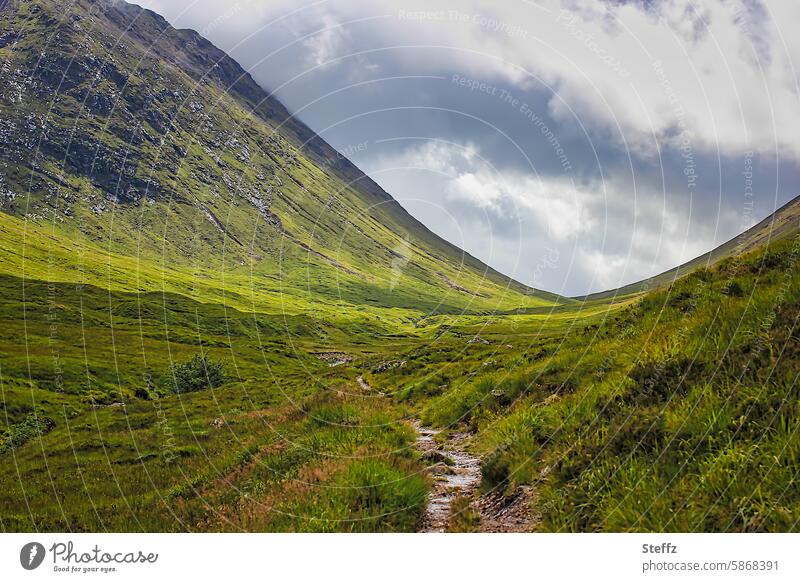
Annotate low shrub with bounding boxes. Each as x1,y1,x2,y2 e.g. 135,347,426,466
0,413,56,454
169,354,225,394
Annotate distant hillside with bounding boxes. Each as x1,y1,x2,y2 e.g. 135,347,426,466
0,0,556,314
580,195,800,301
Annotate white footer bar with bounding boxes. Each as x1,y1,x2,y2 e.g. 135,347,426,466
1,533,798,581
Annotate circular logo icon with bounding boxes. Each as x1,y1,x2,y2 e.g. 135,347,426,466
20,542,46,570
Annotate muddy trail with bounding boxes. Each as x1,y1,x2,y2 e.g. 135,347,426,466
356,375,535,531
414,422,481,532
413,421,537,532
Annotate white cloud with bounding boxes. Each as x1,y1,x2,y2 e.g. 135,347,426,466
140,0,800,165
187,0,798,162
377,140,592,239
139,0,800,160
300,12,352,70
367,140,728,293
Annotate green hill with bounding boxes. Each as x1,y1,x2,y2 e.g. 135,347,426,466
580,196,800,301
0,0,556,316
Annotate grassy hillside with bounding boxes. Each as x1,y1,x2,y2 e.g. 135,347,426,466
3,226,798,532
0,0,554,313
0,0,554,532
581,196,800,301
373,232,800,531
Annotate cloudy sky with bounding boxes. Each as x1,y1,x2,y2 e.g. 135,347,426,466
140,0,800,296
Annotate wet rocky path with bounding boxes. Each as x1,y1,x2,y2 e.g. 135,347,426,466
414,422,482,532
413,421,538,532
359,375,535,531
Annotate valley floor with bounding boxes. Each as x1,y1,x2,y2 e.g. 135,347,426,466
2,234,800,532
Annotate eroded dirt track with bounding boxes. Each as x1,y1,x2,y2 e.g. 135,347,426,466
414,421,538,532
415,422,482,532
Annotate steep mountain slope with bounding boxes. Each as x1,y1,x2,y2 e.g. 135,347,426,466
0,0,558,318
581,196,800,301
98,0,537,298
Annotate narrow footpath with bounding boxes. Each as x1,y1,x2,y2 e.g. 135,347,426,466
413,421,537,532
357,374,536,531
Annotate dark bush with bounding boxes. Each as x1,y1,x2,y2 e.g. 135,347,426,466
723,280,745,297
692,268,713,282
134,376,156,400
762,250,788,270
134,385,151,400
666,290,696,312
626,358,701,405
0,413,56,454
606,412,665,456
169,354,225,394
482,445,512,487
